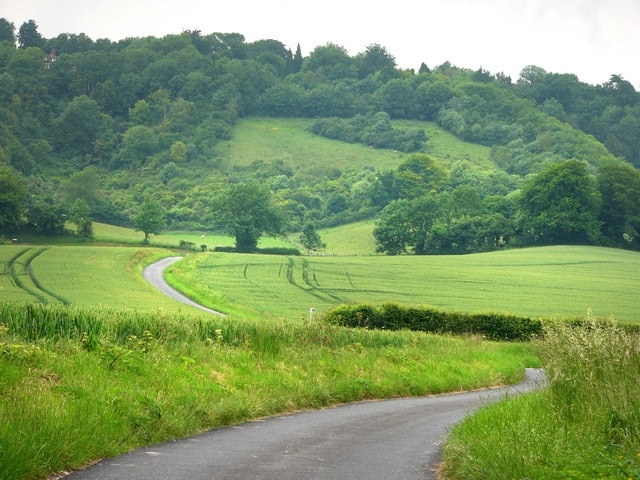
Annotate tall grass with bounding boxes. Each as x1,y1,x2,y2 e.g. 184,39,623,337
440,314,640,479
0,302,537,480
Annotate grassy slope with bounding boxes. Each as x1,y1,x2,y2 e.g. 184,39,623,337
215,117,492,173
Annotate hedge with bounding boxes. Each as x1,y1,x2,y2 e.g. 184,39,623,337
322,302,544,341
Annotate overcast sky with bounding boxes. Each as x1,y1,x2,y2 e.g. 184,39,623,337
4,0,640,87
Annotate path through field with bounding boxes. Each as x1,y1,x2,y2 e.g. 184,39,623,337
142,257,225,316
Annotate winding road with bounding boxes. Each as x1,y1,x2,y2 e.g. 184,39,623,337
142,256,225,316
75,258,545,479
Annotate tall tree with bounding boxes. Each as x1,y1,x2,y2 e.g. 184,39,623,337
373,194,441,255
17,20,44,49
213,183,284,252
0,18,15,43
597,163,640,248
288,43,303,74
0,165,27,232
517,160,602,244
134,196,165,244
53,96,105,156
358,43,396,79
394,154,448,200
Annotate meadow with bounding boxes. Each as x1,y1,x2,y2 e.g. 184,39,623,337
214,117,492,174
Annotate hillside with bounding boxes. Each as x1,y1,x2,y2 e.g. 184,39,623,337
1,25,640,253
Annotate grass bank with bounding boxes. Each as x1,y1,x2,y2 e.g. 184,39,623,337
0,302,537,480
440,315,640,479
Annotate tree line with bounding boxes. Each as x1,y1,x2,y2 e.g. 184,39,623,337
1,18,639,252
373,155,640,253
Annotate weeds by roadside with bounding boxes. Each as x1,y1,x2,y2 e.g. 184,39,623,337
440,312,640,480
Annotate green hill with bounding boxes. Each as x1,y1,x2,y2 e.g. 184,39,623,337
1,27,639,253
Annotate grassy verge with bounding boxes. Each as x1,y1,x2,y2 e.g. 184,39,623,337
0,302,537,480
440,315,640,479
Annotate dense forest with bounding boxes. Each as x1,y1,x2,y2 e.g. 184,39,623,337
1,18,640,253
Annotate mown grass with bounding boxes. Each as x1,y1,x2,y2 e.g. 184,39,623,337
440,316,640,479
0,302,537,480
166,246,640,322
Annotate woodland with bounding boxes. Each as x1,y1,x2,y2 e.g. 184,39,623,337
1,18,640,253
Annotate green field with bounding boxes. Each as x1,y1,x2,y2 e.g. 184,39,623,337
215,117,492,174
2,244,638,322
166,245,640,322
0,245,192,312
92,222,296,251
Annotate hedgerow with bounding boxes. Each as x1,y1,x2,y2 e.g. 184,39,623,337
322,302,544,341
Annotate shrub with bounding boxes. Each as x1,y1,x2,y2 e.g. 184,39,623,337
322,302,543,341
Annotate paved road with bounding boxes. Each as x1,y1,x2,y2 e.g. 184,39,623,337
142,256,225,316
66,369,544,479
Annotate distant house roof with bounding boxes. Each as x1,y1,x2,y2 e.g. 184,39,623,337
43,49,57,69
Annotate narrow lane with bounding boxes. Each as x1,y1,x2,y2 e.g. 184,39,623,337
66,369,545,479
142,256,225,316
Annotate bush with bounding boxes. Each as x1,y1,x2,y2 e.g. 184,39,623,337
322,302,543,341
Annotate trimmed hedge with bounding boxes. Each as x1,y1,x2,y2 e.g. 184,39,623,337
322,302,544,341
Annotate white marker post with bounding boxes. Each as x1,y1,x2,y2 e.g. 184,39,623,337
309,307,317,323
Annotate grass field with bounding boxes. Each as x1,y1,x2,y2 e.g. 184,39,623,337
0,245,194,312
214,117,492,174
92,222,296,251
1,238,638,479
166,245,640,323
3,244,638,322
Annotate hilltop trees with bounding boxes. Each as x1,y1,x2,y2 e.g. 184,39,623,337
0,18,15,43
17,20,44,49
0,18,639,252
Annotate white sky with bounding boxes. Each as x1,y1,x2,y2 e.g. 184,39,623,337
3,0,640,88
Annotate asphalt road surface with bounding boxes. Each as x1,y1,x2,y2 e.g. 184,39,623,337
142,256,225,316
66,368,545,479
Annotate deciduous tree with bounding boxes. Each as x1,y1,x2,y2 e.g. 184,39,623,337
0,165,27,232
213,183,284,252
300,222,325,253
517,160,601,244
0,18,15,43
134,196,165,244
17,20,44,49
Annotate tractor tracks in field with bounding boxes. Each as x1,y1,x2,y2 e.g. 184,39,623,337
3,247,70,305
